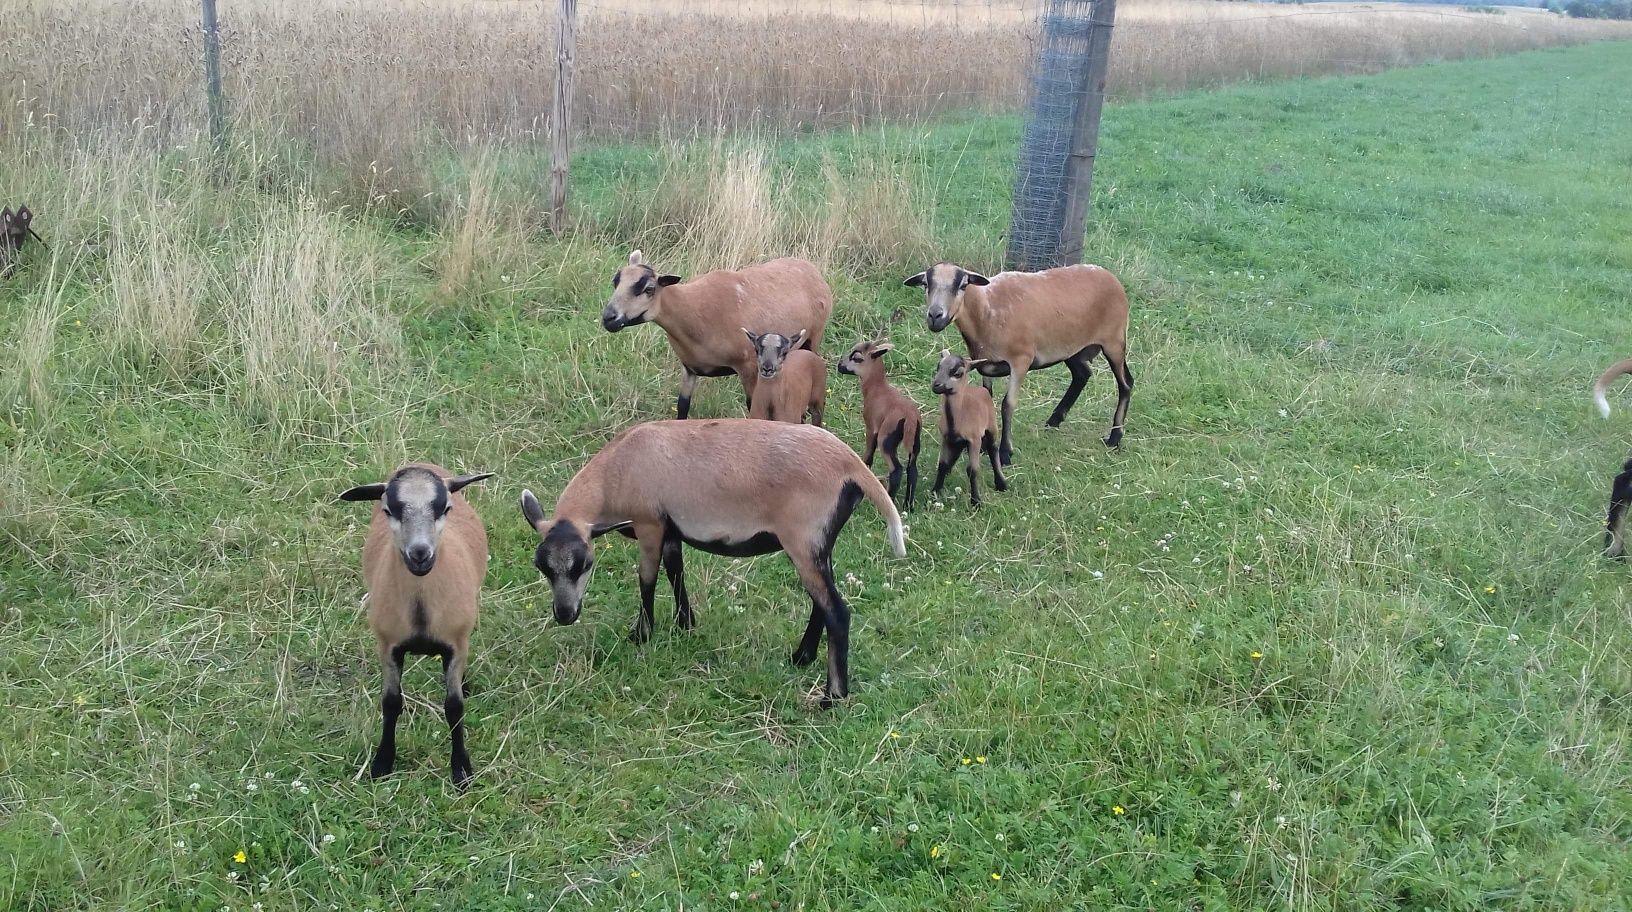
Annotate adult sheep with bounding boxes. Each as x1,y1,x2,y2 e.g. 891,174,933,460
904,261,1133,463
601,251,833,419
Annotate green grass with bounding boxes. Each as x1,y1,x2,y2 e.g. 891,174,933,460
5,41,1632,911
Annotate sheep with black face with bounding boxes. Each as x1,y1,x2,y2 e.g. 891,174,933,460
519,419,904,706
338,464,494,788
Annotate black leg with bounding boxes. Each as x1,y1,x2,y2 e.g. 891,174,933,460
904,426,921,511
986,431,1008,492
631,537,660,643
1606,458,1632,558
791,604,823,667
443,653,472,788
819,554,852,707
932,436,963,494
966,443,982,508
1104,347,1134,448
676,368,699,420
663,527,694,630
1047,350,1095,428
370,654,403,779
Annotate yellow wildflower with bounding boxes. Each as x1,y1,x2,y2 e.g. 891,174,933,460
629,870,641,879
1484,585,1496,594
1251,651,1263,660
233,850,247,864
930,845,943,859
975,756,987,764
1112,805,1125,816
888,730,900,739
961,757,972,766
990,872,1002,882
73,694,87,706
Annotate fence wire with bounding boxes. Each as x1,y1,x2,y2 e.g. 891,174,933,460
1007,0,1095,271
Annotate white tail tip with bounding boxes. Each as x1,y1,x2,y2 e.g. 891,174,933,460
887,518,906,558
1597,390,1612,419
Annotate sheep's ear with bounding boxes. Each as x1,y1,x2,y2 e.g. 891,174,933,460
446,472,494,494
628,250,644,266
966,358,992,370
902,271,927,288
871,342,893,358
338,482,387,502
964,271,990,286
742,327,758,345
656,274,682,287
590,519,634,538
519,489,547,531
0,208,11,228
15,205,29,221
788,328,808,349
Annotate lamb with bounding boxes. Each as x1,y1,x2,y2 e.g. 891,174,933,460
930,350,1008,508
601,250,834,419
518,419,905,706
338,464,494,788
837,340,922,511
904,260,1133,463
744,328,826,426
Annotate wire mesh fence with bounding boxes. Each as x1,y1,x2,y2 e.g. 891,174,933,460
1007,0,1095,271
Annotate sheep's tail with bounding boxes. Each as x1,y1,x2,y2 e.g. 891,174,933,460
855,469,906,557
1594,358,1632,418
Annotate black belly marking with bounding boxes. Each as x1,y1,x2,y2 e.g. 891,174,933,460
682,531,782,557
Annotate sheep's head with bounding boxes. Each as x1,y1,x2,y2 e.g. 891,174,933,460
520,490,632,625
903,263,988,333
932,349,993,396
340,467,494,576
838,340,893,376
602,250,681,332
743,327,807,380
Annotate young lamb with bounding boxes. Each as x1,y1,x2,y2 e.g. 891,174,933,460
744,328,826,426
930,350,1008,508
837,340,922,511
518,419,904,706
904,260,1133,463
601,250,833,419
338,464,494,788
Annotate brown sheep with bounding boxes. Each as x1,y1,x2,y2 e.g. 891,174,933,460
518,419,905,706
837,340,922,511
338,464,494,788
1593,357,1632,557
904,260,1133,463
602,250,833,419
930,350,1008,508
744,328,827,426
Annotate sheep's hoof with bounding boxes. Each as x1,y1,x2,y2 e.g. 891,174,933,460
675,609,696,631
818,690,847,710
628,624,652,645
1605,534,1624,559
1103,433,1122,449
451,759,473,790
369,753,395,779
999,448,1014,466
1044,416,1064,429
790,646,818,668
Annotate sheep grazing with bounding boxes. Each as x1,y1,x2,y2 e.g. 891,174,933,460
837,340,922,511
1593,357,1632,557
930,350,1008,508
338,464,494,788
518,419,905,706
601,250,833,419
744,328,826,426
904,260,1133,462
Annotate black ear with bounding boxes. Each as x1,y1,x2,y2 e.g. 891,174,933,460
446,472,494,494
964,271,990,286
15,206,29,222
520,489,547,530
338,482,388,502
902,271,927,288
657,274,682,287
590,519,634,538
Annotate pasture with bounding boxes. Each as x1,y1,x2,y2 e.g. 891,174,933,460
4,36,1632,912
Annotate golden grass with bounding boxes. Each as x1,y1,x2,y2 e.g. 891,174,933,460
3,0,1627,154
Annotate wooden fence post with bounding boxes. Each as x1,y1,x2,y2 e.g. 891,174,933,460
1056,0,1117,266
549,0,578,230
201,0,225,154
